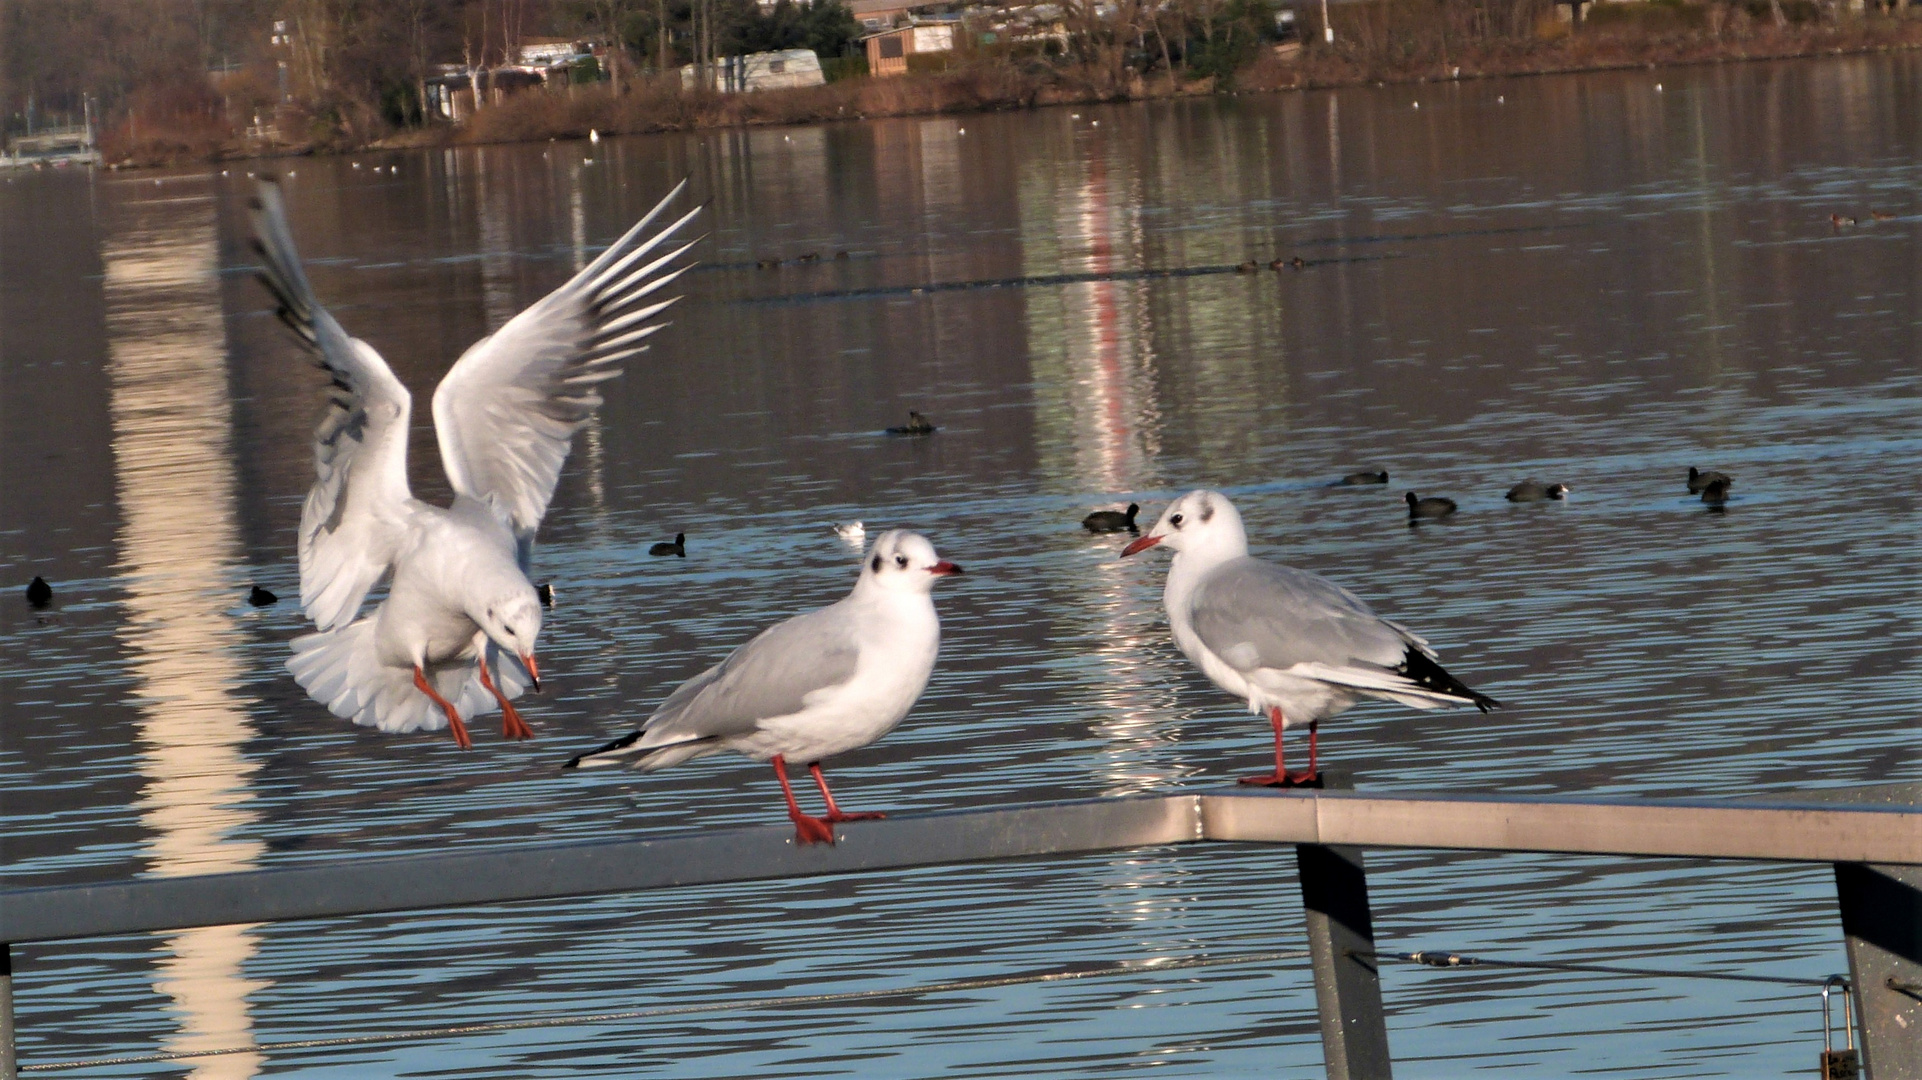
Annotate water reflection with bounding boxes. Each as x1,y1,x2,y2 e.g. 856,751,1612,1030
1024,138,1163,498
102,179,268,1077
1011,124,1188,796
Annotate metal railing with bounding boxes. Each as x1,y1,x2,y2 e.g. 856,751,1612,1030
3,782,1917,1078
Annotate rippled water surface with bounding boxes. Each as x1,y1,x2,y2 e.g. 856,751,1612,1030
3,53,1918,1078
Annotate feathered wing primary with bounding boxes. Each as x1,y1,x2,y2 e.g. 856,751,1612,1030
1190,559,1500,712
566,607,863,770
250,179,416,632
433,180,701,551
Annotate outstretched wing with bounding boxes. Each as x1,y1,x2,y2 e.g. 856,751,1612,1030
251,177,414,631
432,182,700,543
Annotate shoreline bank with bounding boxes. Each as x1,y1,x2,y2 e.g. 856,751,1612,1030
90,19,1922,169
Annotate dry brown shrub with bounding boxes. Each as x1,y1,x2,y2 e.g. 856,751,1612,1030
454,64,1065,145
100,72,236,165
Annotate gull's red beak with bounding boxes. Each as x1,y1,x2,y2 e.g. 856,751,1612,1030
928,561,964,576
1119,535,1161,558
521,653,541,692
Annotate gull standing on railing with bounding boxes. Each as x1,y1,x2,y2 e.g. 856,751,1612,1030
251,176,700,749
564,530,962,844
1122,491,1501,785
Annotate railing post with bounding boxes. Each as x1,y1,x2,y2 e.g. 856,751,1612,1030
1799,782,1922,1079
2,942,17,1080
1296,772,1392,1079
1834,860,1922,1078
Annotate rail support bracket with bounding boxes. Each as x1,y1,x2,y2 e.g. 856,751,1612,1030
1297,772,1393,1079
3,942,16,1080
1834,861,1922,1079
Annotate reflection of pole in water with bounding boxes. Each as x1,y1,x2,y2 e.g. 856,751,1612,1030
569,176,588,272
1020,135,1177,794
1327,94,1342,195
475,148,517,329
102,179,268,1079
1024,142,1163,497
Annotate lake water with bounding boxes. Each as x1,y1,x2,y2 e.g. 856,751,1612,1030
2,52,1917,1078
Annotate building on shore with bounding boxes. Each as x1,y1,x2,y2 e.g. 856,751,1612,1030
861,23,956,77
2,125,99,169
680,50,827,93
424,41,602,122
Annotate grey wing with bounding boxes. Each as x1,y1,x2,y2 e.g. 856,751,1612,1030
431,182,700,542
250,177,414,631
639,604,862,747
1190,559,1494,708
1189,559,1411,675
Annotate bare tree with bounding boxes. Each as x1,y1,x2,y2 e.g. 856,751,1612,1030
596,0,634,89
287,0,339,98
395,0,435,123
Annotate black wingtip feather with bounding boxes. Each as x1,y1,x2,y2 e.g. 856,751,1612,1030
1400,647,1503,713
563,729,642,769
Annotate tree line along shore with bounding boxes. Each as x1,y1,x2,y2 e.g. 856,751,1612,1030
6,0,1917,169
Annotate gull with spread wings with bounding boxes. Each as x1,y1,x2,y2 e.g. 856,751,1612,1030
251,176,699,748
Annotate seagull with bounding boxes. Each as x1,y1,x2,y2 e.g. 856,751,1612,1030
565,530,962,843
1122,491,1501,785
1081,502,1140,533
832,521,866,543
252,176,699,749
1505,480,1569,502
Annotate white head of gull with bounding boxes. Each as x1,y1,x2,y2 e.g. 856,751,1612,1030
253,176,700,749
1121,490,1500,785
565,529,962,845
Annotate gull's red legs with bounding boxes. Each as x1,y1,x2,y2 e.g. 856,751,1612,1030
413,665,473,750
810,762,885,823
476,657,534,740
771,755,835,845
1239,708,1319,787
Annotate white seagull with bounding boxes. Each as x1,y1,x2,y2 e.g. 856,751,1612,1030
252,176,700,749
1121,490,1500,785
565,530,962,844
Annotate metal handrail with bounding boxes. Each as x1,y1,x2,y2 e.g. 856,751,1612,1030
4,785,1918,1080
4,789,1915,944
